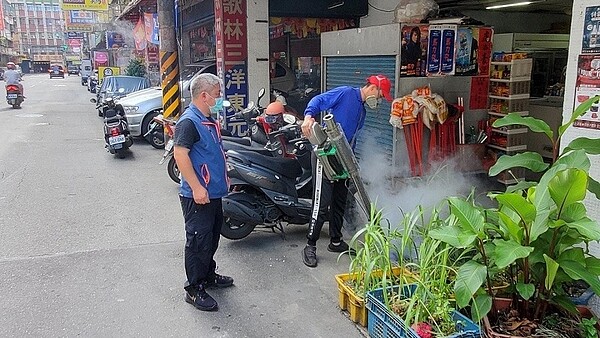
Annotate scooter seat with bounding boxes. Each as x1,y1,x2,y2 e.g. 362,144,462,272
224,141,272,156
222,135,251,146
231,150,302,179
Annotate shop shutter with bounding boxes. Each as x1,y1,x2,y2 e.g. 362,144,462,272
323,56,396,163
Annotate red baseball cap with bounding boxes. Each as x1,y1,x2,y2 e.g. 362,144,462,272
366,74,393,102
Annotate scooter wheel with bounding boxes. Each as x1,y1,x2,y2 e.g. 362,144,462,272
221,217,256,240
167,156,180,184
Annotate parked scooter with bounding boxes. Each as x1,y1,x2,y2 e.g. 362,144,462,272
5,84,24,109
221,123,314,240
91,97,133,158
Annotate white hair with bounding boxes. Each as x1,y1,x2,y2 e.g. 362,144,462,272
190,73,221,99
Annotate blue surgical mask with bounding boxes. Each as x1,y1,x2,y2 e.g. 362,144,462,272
208,94,224,115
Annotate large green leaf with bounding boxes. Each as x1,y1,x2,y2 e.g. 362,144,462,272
494,239,534,268
448,197,485,234
498,210,523,242
558,247,586,263
564,218,600,241
544,254,560,290
560,260,600,295
506,181,537,194
492,113,553,140
496,193,536,224
471,294,492,322
516,282,536,300
561,202,587,222
555,149,591,171
454,260,487,308
589,176,600,200
531,208,551,242
548,168,588,212
585,257,600,276
565,137,600,155
429,225,477,248
535,164,568,211
559,95,600,137
489,152,549,177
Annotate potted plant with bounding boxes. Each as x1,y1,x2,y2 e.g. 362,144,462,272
336,206,414,326
366,204,480,338
429,95,600,337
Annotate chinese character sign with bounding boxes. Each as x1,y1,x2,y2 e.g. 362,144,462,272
61,0,108,11
215,0,248,136
144,13,159,45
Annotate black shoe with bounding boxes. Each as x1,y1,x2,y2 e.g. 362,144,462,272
302,245,317,267
184,285,218,311
206,273,234,288
327,240,355,255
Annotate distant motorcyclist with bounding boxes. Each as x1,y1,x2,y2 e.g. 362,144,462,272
4,62,23,97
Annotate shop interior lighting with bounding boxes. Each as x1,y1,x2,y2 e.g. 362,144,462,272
486,1,535,10
328,1,345,10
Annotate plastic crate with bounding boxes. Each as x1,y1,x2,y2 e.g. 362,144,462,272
335,267,415,327
366,286,480,338
490,81,530,97
489,97,529,115
571,288,595,305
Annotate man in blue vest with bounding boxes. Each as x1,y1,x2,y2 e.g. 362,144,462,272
300,74,393,268
173,73,232,312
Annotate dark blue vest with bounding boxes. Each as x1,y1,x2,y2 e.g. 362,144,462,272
178,104,228,199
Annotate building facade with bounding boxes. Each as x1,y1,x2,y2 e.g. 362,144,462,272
13,0,65,64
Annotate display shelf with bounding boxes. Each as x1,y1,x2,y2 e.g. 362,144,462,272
487,144,527,152
491,128,528,135
489,94,531,100
488,111,529,118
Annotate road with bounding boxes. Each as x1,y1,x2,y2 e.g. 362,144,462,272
0,74,365,337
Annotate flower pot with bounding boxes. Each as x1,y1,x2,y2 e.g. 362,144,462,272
366,285,480,338
335,267,414,327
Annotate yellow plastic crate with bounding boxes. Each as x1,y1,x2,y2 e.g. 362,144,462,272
335,267,414,327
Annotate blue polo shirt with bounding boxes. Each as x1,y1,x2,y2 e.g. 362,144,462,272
304,86,366,146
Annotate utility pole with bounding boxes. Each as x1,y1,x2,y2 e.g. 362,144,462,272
157,0,181,120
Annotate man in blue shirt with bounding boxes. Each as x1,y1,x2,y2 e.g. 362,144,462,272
173,73,233,311
300,74,392,267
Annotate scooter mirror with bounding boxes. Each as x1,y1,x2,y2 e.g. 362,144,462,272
222,100,231,108
283,114,296,125
90,98,97,103
257,88,265,106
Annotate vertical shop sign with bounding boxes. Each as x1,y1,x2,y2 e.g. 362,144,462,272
469,75,490,110
582,6,600,54
440,25,457,75
573,54,600,130
427,25,442,75
215,0,248,136
455,27,478,76
94,51,109,68
476,27,493,76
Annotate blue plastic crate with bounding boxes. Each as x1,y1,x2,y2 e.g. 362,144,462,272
571,288,594,305
366,285,481,338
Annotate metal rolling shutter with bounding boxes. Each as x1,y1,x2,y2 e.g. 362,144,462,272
323,56,396,163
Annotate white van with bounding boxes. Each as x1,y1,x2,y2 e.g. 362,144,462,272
80,60,92,85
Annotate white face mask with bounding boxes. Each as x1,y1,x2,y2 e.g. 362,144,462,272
365,95,381,110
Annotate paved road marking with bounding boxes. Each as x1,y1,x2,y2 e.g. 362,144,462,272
15,113,43,118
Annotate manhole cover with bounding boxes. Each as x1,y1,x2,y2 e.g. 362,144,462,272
16,113,43,118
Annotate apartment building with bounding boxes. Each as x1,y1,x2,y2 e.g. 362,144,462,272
12,0,65,63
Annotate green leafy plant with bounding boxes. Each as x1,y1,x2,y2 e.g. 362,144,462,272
125,58,147,78
581,318,598,338
389,205,458,336
429,95,600,330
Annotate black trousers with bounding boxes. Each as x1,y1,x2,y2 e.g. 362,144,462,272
180,196,223,291
306,152,347,245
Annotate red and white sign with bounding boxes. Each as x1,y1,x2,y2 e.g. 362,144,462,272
68,38,82,47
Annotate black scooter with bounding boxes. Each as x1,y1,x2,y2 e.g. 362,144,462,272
91,97,133,158
221,124,313,240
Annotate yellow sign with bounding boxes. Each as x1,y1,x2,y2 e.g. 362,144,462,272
60,0,108,11
98,67,121,82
